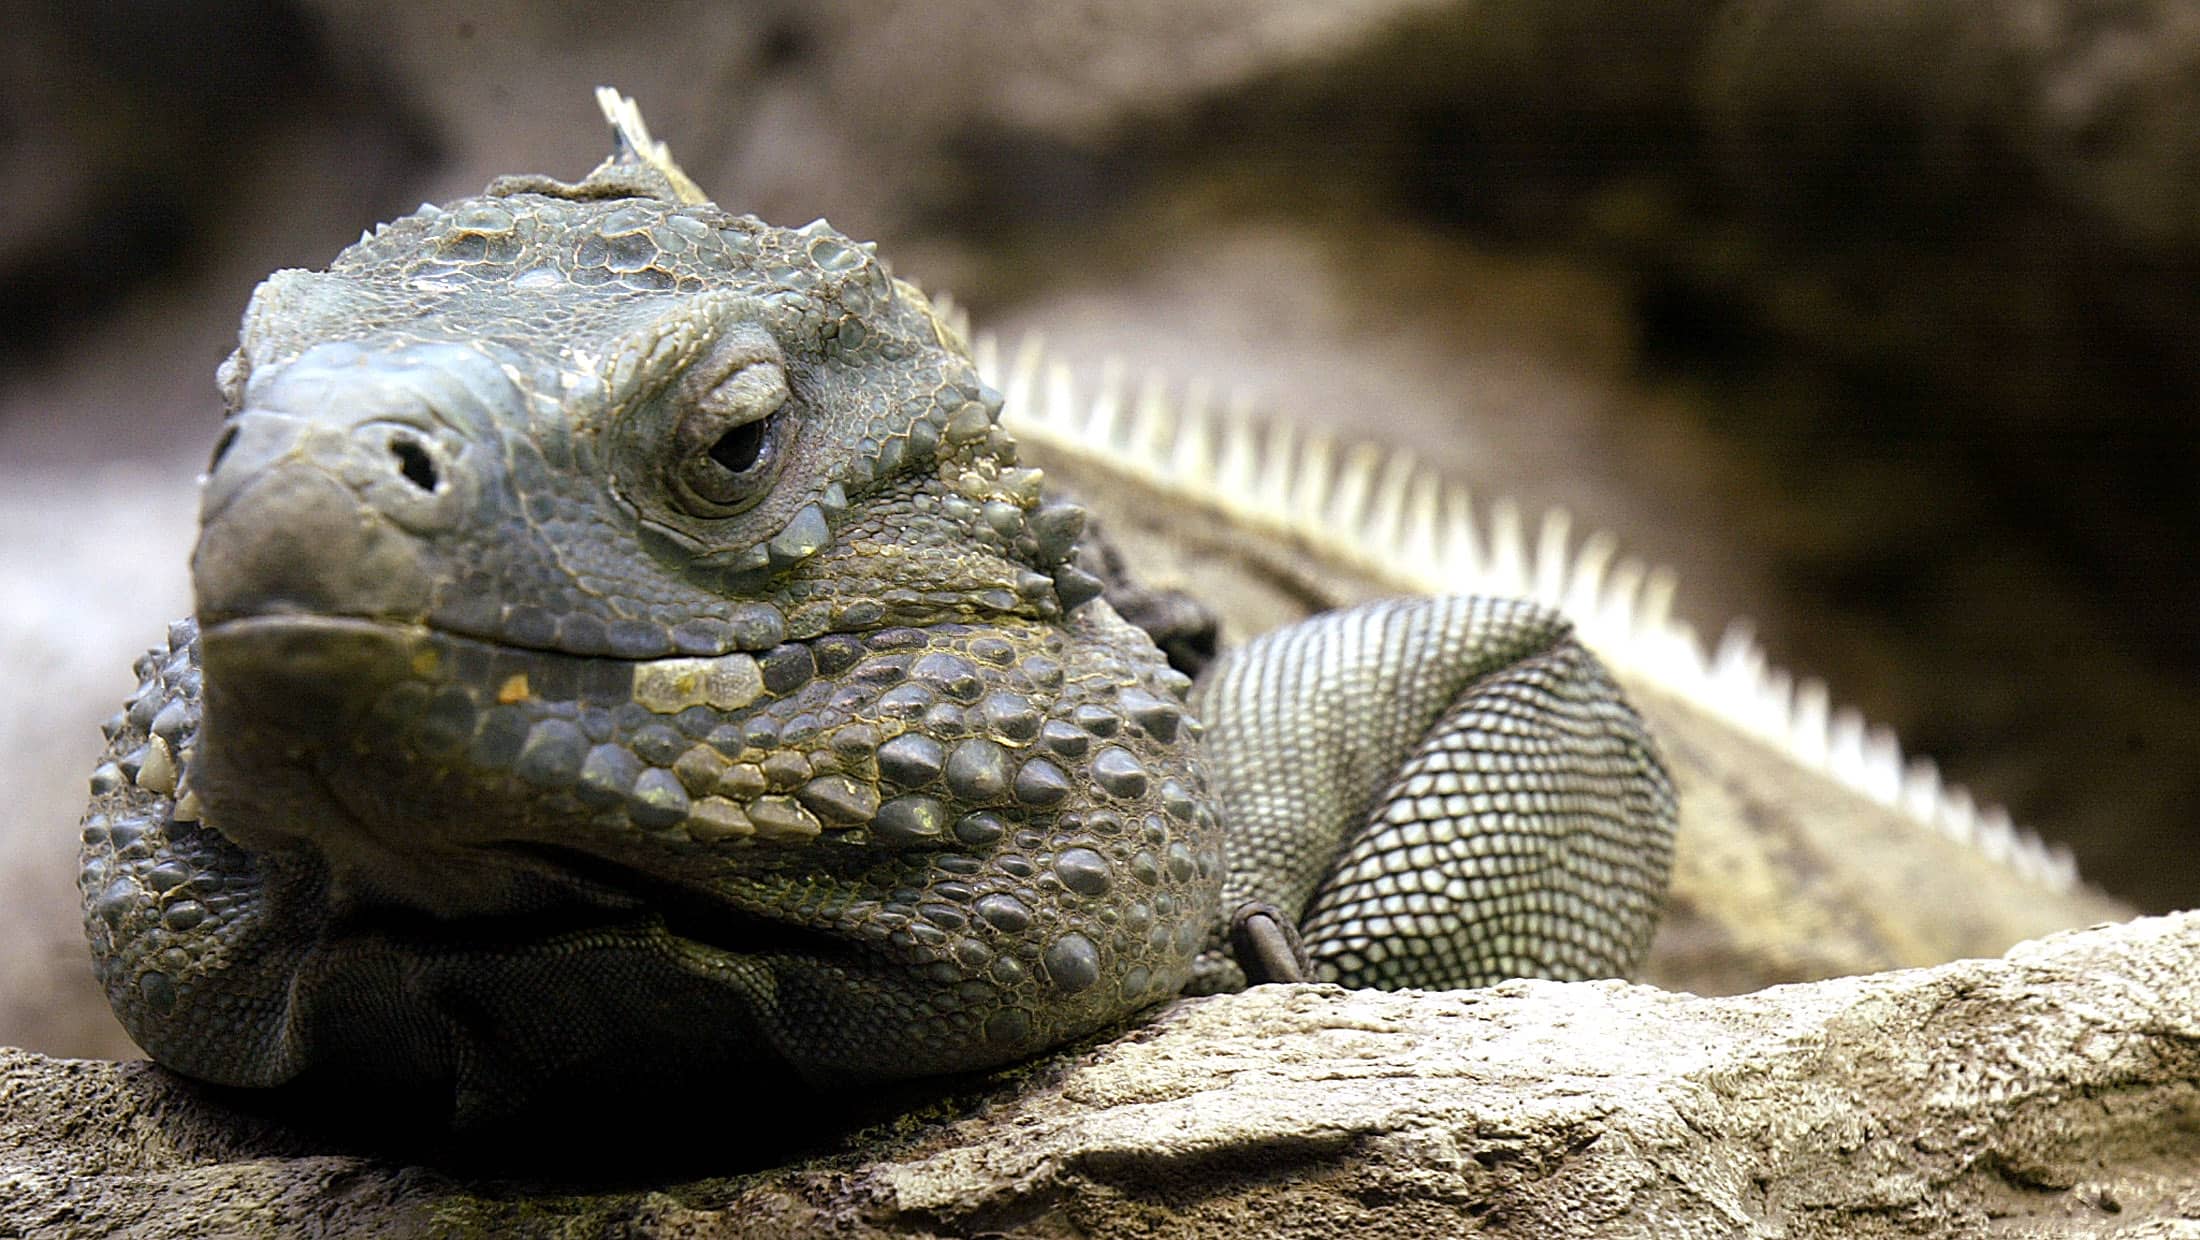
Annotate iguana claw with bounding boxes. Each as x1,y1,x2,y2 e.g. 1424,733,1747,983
1229,901,1311,985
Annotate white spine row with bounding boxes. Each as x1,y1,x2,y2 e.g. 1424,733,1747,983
951,315,2079,893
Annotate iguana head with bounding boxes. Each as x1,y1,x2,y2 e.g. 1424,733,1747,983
201,174,1093,639
158,96,1207,1114
194,120,1097,870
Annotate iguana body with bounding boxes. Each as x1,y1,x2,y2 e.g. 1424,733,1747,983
78,97,1674,1121
1005,360,2130,993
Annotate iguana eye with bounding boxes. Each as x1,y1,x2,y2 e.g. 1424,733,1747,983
706,419,767,474
669,360,789,516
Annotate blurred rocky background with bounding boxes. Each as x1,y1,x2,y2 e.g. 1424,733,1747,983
3,0,2193,1057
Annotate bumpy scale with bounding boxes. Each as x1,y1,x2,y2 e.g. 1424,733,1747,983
78,102,1675,1123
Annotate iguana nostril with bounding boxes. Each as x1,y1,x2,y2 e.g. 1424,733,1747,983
388,433,439,492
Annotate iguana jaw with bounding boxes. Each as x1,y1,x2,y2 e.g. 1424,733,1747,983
179,607,1203,1108
190,614,872,867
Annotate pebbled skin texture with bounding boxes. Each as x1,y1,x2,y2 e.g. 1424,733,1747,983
1187,596,1673,993
78,133,1674,1124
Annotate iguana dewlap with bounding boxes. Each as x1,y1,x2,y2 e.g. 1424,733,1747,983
78,98,1674,1122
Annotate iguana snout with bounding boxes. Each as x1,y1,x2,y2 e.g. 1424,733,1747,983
194,340,499,630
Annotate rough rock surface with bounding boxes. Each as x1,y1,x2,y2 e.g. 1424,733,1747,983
5,913,2196,1238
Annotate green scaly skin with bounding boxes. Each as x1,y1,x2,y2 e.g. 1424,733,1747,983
78,128,1674,1125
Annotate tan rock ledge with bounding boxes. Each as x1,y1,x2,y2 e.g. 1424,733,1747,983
6,912,2198,1238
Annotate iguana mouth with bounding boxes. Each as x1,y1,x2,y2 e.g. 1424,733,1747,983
198,612,738,665
200,604,975,668
198,612,777,710
198,611,781,779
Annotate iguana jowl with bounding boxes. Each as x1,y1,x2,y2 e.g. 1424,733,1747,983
77,94,1674,1120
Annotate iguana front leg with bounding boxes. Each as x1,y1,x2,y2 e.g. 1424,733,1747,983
1190,595,1676,992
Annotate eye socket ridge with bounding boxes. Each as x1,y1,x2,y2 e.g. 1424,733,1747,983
669,358,792,516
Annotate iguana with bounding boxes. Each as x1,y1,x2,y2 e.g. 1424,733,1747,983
77,93,2122,1126
76,93,1681,1123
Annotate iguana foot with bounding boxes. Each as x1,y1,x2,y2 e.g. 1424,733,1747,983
1193,594,1677,990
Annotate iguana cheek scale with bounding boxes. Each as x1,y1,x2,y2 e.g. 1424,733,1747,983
76,92,1675,1123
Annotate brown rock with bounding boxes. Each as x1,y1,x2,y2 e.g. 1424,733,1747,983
5,914,2196,1237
